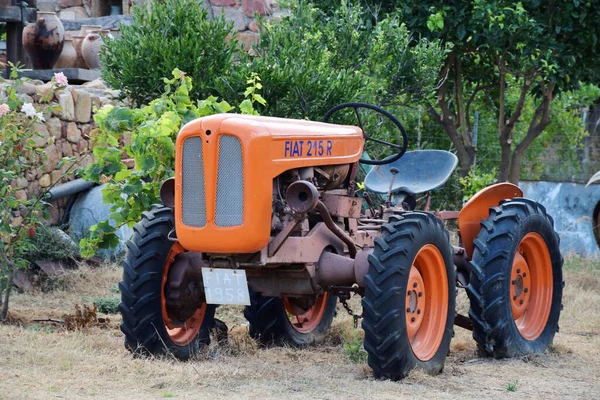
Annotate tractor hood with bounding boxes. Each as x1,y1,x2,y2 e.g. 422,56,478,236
174,113,364,254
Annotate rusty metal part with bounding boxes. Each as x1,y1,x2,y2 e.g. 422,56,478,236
454,314,473,331
453,246,471,275
362,191,376,215
316,248,372,288
246,267,318,297
315,164,350,190
435,210,460,220
286,180,319,213
321,193,362,219
268,217,304,257
164,252,206,324
424,191,431,212
263,222,345,264
316,200,358,258
160,177,176,209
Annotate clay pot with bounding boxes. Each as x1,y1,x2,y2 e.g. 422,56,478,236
72,35,88,69
79,25,102,37
22,12,65,70
89,29,115,40
81,33,104,70
53,38,77,68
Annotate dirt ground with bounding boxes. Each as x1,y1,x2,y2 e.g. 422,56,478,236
0,257,599,400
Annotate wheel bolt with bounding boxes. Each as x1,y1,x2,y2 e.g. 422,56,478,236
411,317,416,322
513,295,517,300
512,280,516,285
418,292,423,297
524,288,529,293
417,309,421,315
406,307,411,313
517,269,521,273
523,273,527,278
413,282,418,288
519,299,524,305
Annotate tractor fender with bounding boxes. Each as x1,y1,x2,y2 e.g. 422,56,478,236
457,183,523,259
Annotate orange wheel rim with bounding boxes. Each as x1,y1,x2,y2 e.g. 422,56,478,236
405,244,448,361
510,233,553,340
160,243,206,346
283,293,329,334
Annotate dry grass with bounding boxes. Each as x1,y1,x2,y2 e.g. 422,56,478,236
1,258,599,399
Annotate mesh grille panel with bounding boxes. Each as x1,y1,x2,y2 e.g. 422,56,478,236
215,135,244,226
181,137,206,227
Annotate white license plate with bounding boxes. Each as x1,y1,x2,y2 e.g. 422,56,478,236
201,268,251,306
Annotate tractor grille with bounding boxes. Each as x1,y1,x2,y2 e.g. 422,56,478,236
181,137,206,227
215,135,244,226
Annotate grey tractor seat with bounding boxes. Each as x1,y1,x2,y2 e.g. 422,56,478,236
364,150,458,195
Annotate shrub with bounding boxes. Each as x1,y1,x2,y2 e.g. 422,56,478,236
93,296,120,314
24,226,78,263
232,1,374,120
230,1,445,123
100,0,238,106
0,68,76,320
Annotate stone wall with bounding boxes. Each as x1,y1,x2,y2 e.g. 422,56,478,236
5,78,122,226
209,0,285,51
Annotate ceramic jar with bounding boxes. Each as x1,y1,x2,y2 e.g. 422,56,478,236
79,25,102,37
53,38,77,68
72,35,88,69
81,33,103,70
22,12,65,70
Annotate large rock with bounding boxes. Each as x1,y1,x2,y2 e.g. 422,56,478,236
57,92,75,121
242,0,272,17
68,184,134,260
46,117,63,140
72,88,92,123
32,123,50,148
213,6,247,31
520,180,600,257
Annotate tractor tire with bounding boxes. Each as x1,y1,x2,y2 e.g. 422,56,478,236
362,212,455,380
119,205,216,360
466,198,563,358
244,291,337,346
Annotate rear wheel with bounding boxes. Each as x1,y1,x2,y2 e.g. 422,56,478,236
119,205,215,360
362,212,455,380
244,291,337,346
466,198,563,358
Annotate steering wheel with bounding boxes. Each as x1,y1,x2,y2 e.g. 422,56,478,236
323,102,409,165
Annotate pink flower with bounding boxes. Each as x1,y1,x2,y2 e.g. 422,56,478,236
0,103,10,117
53,72,68,87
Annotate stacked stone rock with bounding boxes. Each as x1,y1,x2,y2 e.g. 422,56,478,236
7,79,122,225
207,0,284,51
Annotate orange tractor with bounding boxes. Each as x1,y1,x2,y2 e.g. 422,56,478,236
119,103,563,379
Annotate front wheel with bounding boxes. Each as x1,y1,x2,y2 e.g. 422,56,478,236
466,198,563,358
362,212,455,380
119,205,216,360
244,291,337,346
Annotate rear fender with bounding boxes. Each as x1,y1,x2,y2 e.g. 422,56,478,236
458,183,523,259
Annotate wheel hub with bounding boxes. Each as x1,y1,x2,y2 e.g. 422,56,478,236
406,266,426,341
510,249,532,321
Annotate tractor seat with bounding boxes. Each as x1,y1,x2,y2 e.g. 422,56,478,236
364,150,458,195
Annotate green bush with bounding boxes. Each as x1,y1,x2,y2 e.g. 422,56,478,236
93,296,120,314
231,2,373,120
100,0,237,106
24,226,79,263
230,1,445,123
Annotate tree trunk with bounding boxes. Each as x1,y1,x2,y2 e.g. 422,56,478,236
0,250,15,321
507,85,554,183
1,269,14,321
